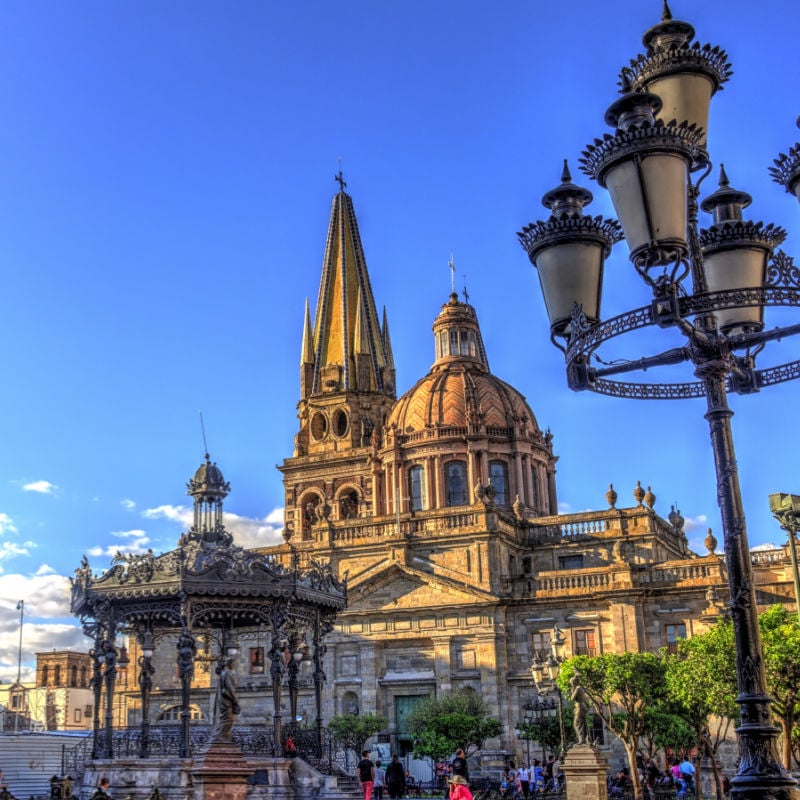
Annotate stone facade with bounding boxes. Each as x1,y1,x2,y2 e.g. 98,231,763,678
252,183,798,773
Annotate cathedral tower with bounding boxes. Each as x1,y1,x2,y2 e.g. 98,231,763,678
282,175,396,541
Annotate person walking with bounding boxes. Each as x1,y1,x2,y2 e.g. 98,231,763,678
358,750,376,800
451,749,469,782
385,754,406,800
517,763,530,800
374,760,386,800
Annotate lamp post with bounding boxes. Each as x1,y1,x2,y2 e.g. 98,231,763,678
530,630,567,759
768,493,800,620
514,699,536,765
518,5,800,798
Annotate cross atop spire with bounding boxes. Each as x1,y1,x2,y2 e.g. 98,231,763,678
335,170,347,192
449,253,456,294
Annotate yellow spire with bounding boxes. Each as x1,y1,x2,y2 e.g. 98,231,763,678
309,179,393,397
300,298,314,365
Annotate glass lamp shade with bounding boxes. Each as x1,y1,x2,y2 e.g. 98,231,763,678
769,493,800,515
600,151,689,267
142,646,154,659
533,240,605,337
644,73,714,147
702,245,771,333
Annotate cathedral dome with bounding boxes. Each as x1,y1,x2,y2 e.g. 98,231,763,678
387,294,540,436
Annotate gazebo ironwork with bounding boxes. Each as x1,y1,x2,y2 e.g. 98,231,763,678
69,454,346,761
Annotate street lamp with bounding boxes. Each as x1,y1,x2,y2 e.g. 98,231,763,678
514,699,536,764
768,493,800,620
518,5,800,799
530,630,567,758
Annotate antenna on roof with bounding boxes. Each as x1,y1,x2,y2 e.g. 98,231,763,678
449,253,456,294
199,411,209,460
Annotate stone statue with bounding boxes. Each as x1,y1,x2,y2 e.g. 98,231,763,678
212,656,240,743
570,671,590,745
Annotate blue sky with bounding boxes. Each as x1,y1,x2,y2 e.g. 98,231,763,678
0,0,798,681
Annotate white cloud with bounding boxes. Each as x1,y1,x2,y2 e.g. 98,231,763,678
88,529,151,558
0,541,37,573
224,509,285,549
22,480,58,495
0,572,81,681
121,498,136,510
683,514,708,532
0,513,18,535
140,503,284,549
557,501,572,513
143,504,192,525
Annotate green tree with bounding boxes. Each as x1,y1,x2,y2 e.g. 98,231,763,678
664,619,738,800
759,604,800,770
405,690,502,762
558,653,666,800
518,703,576,761
327,713,388,754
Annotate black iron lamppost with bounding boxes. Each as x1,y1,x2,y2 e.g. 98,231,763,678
768,493,800,620
530,630,567,758
518,5,800,798
514,699,536,764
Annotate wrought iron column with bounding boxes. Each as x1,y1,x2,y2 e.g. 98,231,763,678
270,636,286,755
312,610,326,753
176,630,196,759
698,363,792,798
138,630,155,758
102,636,118,758
287,635,301,724
90,637,104,759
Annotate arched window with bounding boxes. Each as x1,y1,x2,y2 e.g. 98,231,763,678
70,665,78,687
53,665,62,687
301,494,321,541
158,704,203,722
408,466,426,511
41,665,49,686
339,489,359,520
490,461,509,506
445,461,467,506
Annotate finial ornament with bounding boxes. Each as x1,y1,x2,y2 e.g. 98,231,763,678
644,485,656,509
335,169,347,192
662,0,672,22
606,483,618,508
704,527,718,555
633,480,645,506
449,253,456,294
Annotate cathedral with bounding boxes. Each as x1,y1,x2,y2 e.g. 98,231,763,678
259,179,796,769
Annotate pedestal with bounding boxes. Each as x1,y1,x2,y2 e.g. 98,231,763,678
562,744,609,800
193,742,252,800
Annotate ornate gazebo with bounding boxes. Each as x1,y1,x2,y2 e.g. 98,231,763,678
70,454,346,774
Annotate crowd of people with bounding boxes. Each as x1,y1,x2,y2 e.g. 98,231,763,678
499,757,564,797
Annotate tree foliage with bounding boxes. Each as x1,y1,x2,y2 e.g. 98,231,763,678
759,604,800,769
327,713,388,753
405,690,502,761
665,619,738,800
558,653,666,800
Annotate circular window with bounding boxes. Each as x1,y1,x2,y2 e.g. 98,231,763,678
310,412,328,441
333,409,349,437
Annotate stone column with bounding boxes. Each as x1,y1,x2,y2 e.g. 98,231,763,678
562,744,609,800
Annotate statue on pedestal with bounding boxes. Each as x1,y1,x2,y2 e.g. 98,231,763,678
570,671,590,745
